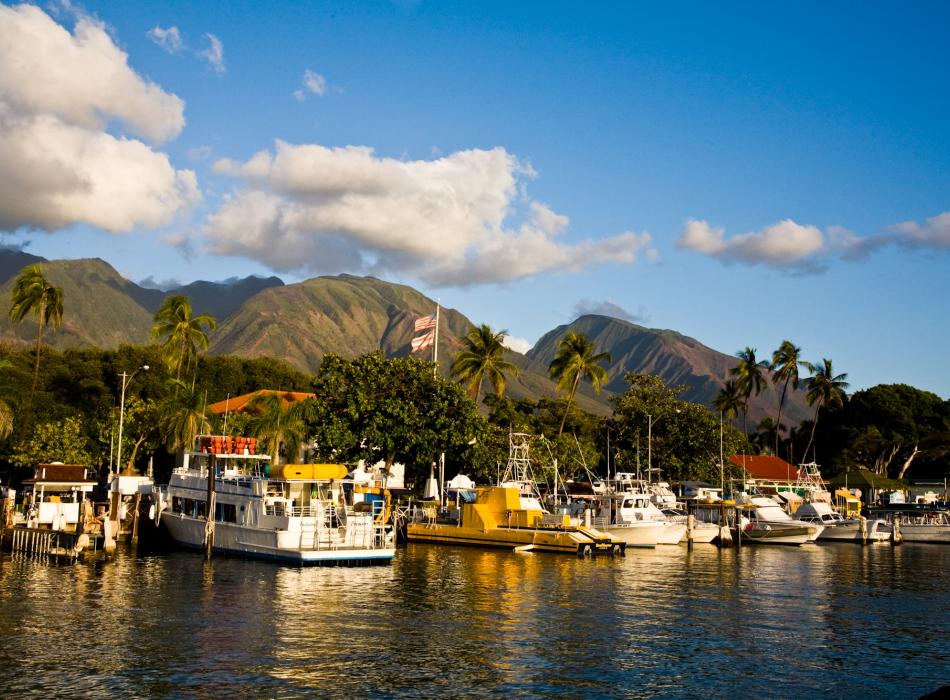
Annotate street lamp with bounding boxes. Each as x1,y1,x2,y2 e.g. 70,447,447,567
116,365,149,482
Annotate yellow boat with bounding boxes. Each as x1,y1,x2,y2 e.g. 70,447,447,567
406,483,626,556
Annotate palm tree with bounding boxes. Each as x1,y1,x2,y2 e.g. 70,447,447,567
0,358,13,439
160,380,212,453
450,324,520,403
246,393,310,465
770,340,802,456
548,332,611,436
802,358,849,462
714,378,744,427
150,295,216,384
729,347,768,440
9,265,64,408
0,399,12,440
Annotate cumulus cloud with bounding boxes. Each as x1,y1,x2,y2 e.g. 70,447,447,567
503,336,533,354
204,141,651,286
0,4,197,233
572,300,646,324
678,212,950,270
678,219,824,266
293,69,328,101
147,25,182,53
199,33,225,74
891,211,950,249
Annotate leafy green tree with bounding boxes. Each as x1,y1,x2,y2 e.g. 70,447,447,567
611,373,744,484
9,265,64,410
150,295,217,384
548,332,611,436
450,324,520,403
769,340,802,455
308,353,487,485
802,358,849,462
817,384,950,479
11,415,94,469
729,347,768,440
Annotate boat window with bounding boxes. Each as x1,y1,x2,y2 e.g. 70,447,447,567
215,502,237,523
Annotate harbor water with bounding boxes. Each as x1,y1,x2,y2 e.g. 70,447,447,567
1,542,948,698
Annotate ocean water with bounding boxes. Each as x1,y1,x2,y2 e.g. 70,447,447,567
1,542,947,698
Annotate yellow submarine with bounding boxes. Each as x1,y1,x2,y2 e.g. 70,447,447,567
406,483,626,556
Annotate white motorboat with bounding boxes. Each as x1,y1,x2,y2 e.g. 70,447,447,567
869,506,950,544
155,436,395,565
795,500,888,543
735,495,824,545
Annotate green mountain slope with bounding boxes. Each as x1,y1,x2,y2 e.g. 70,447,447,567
210,274,609,413
527,315,809,425
0,258,153,348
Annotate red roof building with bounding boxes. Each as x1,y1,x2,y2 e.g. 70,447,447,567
729,455,799,486
207,390,316,415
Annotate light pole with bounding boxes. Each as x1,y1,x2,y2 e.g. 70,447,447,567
116,365,149,481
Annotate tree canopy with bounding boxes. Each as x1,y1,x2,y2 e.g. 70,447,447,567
307,353,488,485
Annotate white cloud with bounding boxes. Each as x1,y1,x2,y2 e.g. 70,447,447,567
0,4,197,233
503,336,532,354
205,141,650,286
572,300,646,324
0,4,185,143
198,33,225,75
891,211,950,249
293,69,328,101
678,218,825,267
147,25,182,54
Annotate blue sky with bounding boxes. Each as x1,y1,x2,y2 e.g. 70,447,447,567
2,1,949,397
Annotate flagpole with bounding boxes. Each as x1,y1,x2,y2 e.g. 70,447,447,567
433,301,440,376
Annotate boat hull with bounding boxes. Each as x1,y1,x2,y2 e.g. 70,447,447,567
686,522,720,544
817,521,889,543
601,522,663,548
735,523,815,545
406,522,625,555
161,513,395,565
657,522,688,545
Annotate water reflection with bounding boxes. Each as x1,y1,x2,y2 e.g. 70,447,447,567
1,544,948,698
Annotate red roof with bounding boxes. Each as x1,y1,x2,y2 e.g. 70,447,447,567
729,455,799,483
207,390,315,415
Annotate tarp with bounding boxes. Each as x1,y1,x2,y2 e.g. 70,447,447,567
207,389,316,415
828,468,906,492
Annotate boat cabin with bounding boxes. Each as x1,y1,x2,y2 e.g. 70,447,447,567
22,463,96,530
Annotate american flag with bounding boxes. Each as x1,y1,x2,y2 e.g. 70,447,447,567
411,329,435,352
414,314,436,332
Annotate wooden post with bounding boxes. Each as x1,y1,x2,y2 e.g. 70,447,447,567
735,504,741,549
205,454,216,560
131,492,142,545
687,513,695,551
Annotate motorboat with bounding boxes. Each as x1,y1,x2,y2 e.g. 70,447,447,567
868,505,950,544
155,435,395,565
795,500,888,543
735,495,824,545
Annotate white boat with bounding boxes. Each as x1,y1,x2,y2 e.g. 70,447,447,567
735,495,824,545
795,500,888,543
155,436,395,565
870,507,950,544
659,507,720,544
563,478,684,547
